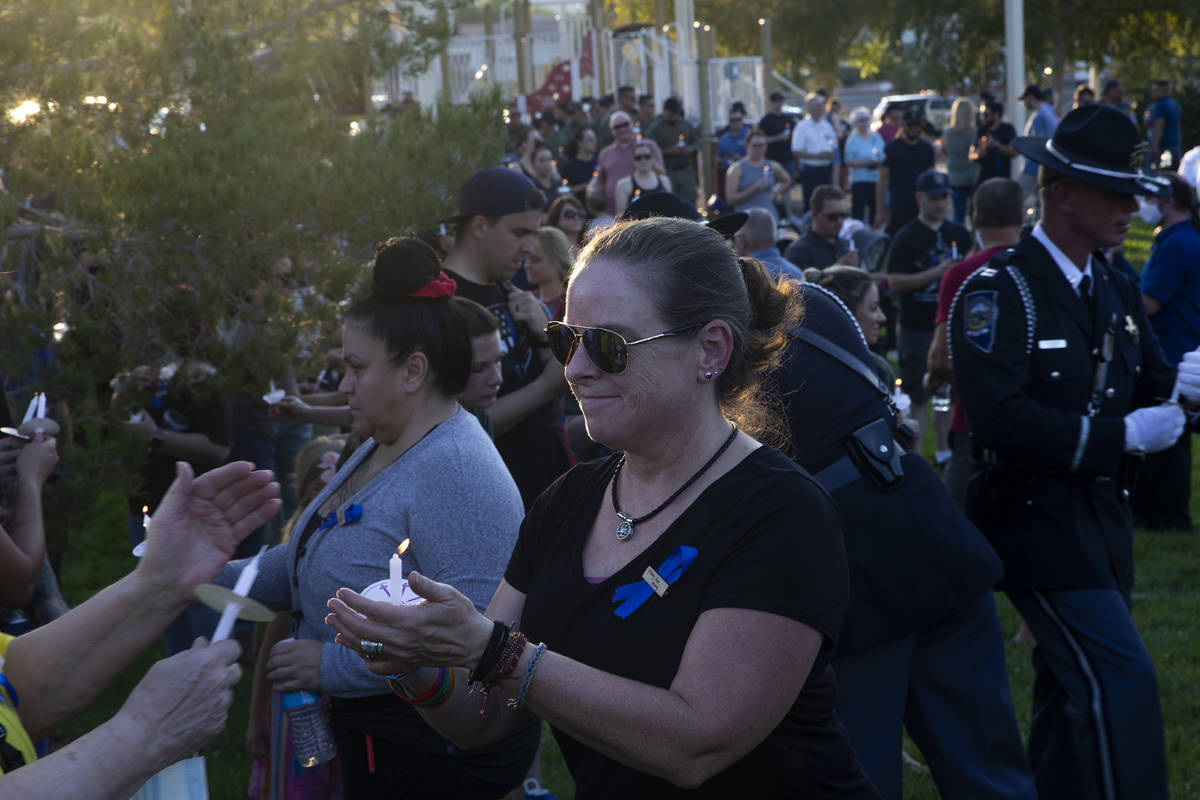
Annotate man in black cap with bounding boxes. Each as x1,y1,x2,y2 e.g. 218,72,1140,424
887,169,968,457
875,107,934,236
950,104,1193,800
441,167,570,508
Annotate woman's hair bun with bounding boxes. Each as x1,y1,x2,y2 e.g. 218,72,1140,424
739,256,795,333
372,237,442,300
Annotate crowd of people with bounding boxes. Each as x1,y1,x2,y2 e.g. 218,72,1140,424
1,72,1198,800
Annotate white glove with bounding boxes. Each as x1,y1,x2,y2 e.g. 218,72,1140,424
1173,351,1200,404
1124,404,1186,454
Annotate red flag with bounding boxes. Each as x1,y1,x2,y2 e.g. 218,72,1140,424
527,60,573,106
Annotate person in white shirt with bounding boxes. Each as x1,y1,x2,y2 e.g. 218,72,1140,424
792,93,837,213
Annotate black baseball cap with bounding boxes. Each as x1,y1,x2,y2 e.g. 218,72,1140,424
620,192,748,239
902,107,924,125
438,167,546,223
915,170,951,197
1019,84,1042,101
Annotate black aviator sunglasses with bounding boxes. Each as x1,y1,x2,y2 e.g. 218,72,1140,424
544,321,701,374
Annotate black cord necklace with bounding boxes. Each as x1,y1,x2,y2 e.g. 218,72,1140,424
611,421,739,541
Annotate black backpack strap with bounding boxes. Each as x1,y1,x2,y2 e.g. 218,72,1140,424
792,326,891,398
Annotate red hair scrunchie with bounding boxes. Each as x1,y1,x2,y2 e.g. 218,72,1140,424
407,271,457,299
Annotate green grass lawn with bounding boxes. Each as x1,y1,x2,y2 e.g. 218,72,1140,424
43,221,1197,799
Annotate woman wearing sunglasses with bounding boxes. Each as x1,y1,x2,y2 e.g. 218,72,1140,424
325,217,880,797
220,238,541,798
613,142,672,218
545,193,588,251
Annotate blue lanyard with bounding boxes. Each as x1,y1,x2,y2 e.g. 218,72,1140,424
0,673,19,710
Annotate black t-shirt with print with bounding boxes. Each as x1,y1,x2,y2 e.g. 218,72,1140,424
447,271,569,508
505,447,877,798
887,218,971,331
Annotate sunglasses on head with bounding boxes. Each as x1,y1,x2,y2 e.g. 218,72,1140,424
544,321,702,374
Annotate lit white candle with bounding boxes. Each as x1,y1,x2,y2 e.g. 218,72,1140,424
22,394,37,424
37,393,46,419
143,505,151,532
213,545,267,642
950,241,959,260
389,539,410,603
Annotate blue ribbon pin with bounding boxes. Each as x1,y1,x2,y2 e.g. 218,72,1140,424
316,503,363,531
611,545,698,619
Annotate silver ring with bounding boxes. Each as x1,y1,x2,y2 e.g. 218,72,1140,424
360,639,385,659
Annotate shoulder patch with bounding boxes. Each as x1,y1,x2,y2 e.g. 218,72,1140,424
978,267,998,278
962,290,999,353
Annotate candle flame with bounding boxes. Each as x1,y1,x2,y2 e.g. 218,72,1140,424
895,378,903,388
142,505,149,514
396,539,410,557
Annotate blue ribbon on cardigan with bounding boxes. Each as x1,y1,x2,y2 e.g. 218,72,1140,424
611,545,698,619
316,503,363,531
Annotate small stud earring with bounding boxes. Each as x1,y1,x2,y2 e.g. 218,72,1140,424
704,370,714,380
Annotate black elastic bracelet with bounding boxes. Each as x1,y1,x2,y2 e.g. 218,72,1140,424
468,620,509,684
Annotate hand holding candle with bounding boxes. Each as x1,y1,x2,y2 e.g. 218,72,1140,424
18,391,60,440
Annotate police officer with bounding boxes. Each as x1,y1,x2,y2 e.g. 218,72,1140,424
950,104,1197,800
775,284,1036,800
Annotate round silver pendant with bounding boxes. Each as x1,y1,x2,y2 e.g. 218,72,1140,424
616,520,634,540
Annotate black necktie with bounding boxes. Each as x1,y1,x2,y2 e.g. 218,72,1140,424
1078,274,1091,302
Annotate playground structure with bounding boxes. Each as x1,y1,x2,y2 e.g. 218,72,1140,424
377,1,794,204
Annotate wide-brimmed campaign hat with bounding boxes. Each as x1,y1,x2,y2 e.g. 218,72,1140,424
619,191,748,238
1013,104,1169,197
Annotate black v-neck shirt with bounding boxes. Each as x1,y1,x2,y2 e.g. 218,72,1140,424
506,446,877,798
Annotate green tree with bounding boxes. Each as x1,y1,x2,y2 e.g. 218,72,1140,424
0,0,502,560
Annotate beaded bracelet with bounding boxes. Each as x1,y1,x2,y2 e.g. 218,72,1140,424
507,642,547,711
482,631,528,689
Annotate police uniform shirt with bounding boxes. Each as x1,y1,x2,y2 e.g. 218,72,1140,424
949,229,1176,591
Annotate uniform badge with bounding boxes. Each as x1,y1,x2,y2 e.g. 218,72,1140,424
1124,314,1139,344
963,290,999,353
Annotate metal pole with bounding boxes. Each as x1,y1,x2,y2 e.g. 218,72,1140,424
761,18,773,100
438,3,452,99
591,0,607,96
697,26,713,209
515,0,528,98
1004,0,1026,139
484,3,495,86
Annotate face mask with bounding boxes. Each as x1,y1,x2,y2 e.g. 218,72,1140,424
1138,198,1163,226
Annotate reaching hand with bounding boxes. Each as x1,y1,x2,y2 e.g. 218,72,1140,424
324,571,494,676
1174,351,1200,405
265,637,324,693
138,461,280,603
115,638,242,774
16,435,59,488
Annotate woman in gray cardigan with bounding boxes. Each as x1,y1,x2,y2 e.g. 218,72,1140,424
222,238,540,798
